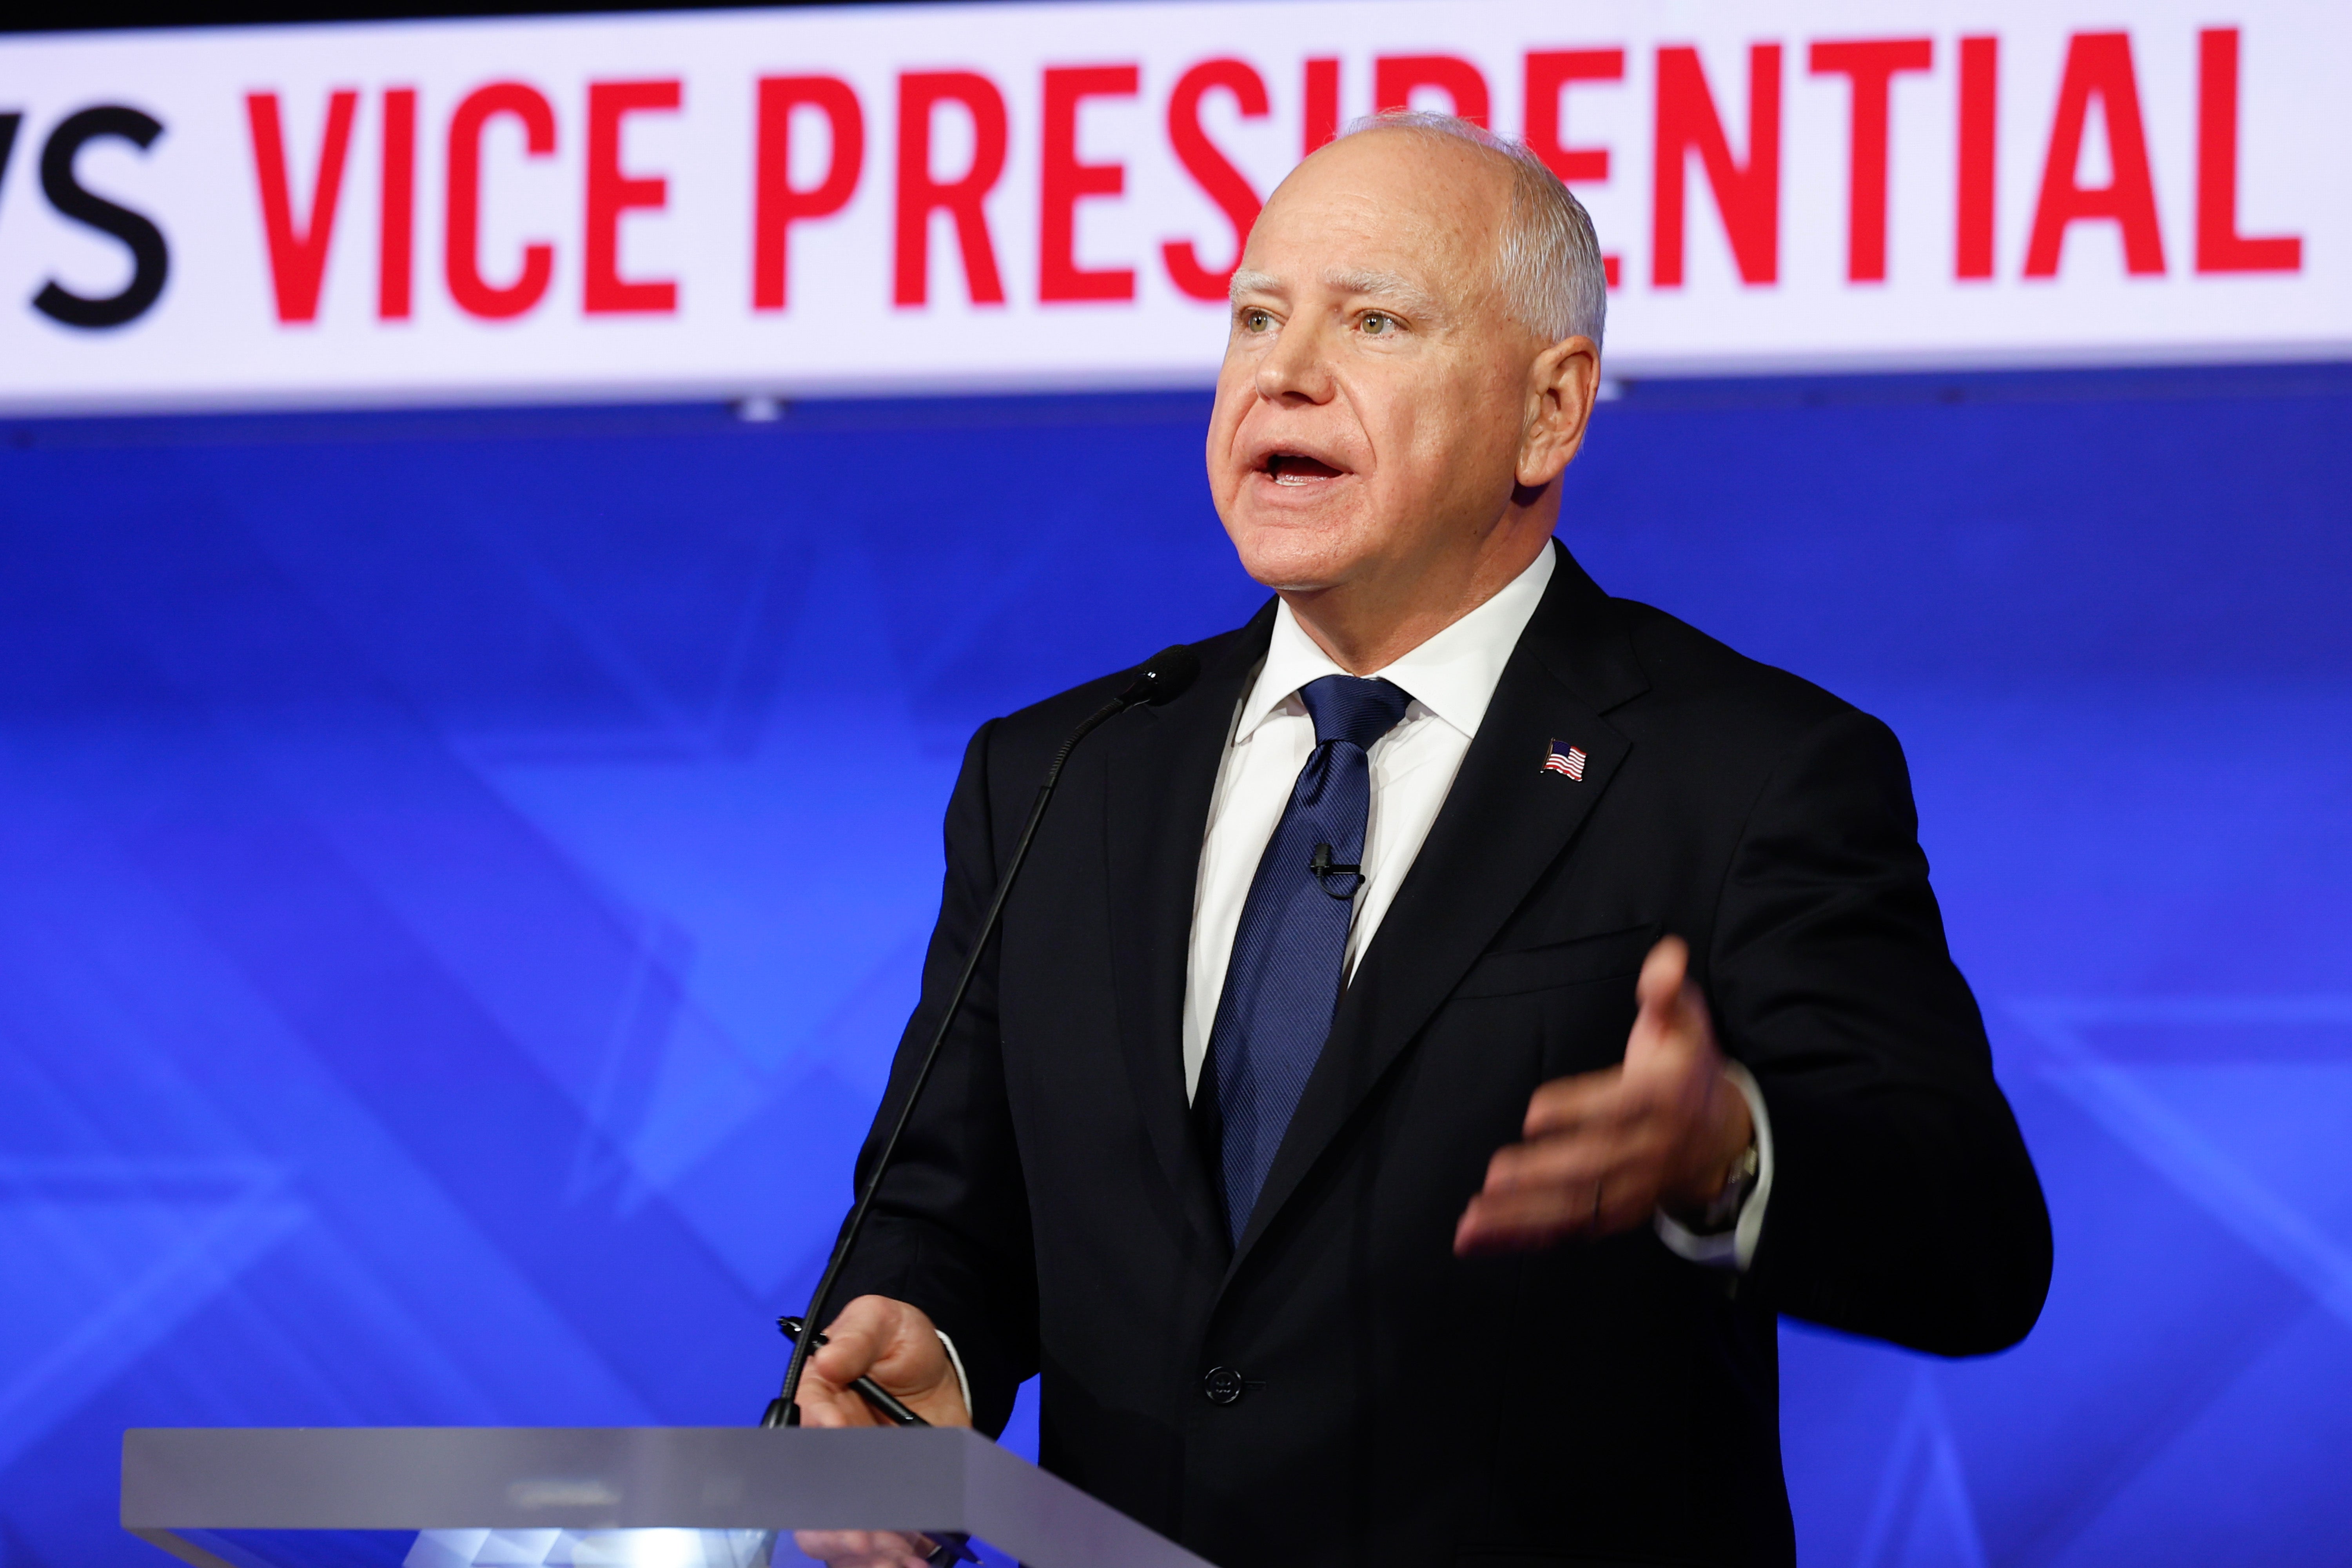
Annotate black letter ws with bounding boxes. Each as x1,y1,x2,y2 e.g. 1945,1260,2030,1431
32,105,171,330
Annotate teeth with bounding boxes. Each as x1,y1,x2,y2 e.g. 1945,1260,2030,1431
1262,452,1334,486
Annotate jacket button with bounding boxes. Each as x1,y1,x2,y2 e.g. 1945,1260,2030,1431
1201,1366,1247,1405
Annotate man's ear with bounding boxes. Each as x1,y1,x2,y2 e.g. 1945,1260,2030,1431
1518,334,1602,488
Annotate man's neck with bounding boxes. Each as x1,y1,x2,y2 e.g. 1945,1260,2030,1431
1280,527,1553,676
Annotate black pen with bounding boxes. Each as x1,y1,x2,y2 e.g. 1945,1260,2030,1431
776,1316,927,1426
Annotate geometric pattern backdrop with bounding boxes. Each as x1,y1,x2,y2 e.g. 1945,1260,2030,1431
1,368,2347,1567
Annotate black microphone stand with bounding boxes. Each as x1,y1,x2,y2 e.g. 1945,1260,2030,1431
761,644,1201,1446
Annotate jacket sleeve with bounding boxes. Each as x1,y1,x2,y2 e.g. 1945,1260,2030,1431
825,719,1040,1434
1710,707,2052,1355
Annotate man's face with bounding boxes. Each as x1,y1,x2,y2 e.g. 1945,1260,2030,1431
1207,131,1541,594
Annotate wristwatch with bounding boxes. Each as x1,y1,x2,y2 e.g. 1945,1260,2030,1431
1693,1139,1761,1233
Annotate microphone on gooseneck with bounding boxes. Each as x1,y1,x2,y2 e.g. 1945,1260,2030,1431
762,642,1202,1436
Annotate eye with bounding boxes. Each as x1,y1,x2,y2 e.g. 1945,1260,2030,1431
1359,312,1398,337
1240,307,1275,334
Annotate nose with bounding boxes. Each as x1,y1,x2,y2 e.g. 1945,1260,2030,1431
1255,314,1334,405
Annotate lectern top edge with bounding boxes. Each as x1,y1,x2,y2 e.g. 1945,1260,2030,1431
120,1426,1218,1568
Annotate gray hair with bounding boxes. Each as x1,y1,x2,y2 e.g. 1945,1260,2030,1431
1335,110,1607,351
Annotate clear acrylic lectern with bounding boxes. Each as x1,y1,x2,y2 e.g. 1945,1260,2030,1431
121,1427,1216,1568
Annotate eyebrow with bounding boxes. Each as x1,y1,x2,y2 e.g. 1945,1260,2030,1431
1228,268,1279,301
1321,267,1434,307
1226,266,1447,319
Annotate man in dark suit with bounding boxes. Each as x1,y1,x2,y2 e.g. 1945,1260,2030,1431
792,114,2050,1568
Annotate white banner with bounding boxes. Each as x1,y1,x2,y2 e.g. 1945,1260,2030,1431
0,0,2341,412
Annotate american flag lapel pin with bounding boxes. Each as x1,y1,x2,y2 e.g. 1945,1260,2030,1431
1541,739,1588,780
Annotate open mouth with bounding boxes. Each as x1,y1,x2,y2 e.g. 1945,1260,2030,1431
1263,452,1345,485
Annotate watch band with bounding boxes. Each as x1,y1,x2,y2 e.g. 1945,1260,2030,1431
1695,1139,1761,1233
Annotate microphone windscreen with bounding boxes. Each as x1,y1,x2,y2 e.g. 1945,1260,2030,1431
1121,644,1201,706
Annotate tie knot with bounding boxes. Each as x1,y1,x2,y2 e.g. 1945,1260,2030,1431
1298,674,1412,753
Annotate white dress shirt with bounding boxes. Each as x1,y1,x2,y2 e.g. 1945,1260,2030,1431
1178,546,1772,1268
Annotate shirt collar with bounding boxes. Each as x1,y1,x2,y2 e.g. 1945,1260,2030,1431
1236,544,1557,744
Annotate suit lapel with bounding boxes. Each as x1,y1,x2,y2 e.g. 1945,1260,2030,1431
1226,544,1650,1270
1102,604,1275,1259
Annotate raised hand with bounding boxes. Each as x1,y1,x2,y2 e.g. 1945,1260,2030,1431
1455,936,1754,1254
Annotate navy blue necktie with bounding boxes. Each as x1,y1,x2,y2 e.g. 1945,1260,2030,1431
1209,673,1412,1242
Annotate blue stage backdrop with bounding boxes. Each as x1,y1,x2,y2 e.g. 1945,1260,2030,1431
2,368,2348,1568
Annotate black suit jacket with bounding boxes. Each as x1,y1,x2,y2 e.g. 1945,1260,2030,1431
833,543,2050,1568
